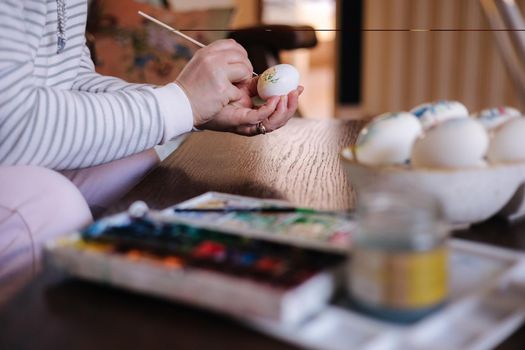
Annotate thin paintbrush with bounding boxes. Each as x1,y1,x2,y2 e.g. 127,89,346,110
173,207,353,217
138,11,258,76
138,11,206,48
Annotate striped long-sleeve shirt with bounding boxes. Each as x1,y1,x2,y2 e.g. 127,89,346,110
0,0,194,170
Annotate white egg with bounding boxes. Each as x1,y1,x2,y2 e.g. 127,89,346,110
257,64,300,100
474,106,521,130
355,112,422,166
487,118,525,163
411,118,489,169
410,100,469,130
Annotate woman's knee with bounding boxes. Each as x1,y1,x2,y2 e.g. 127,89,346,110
0,166,92,241
0,166,92,300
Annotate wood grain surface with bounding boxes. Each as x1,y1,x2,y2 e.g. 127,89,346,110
111,118,363,213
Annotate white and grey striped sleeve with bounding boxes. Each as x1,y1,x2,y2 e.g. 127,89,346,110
71,42,195,145
71,44,151,93
0,1,193,171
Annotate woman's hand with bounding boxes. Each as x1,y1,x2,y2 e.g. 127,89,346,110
199,76,304,136
175,39,253,127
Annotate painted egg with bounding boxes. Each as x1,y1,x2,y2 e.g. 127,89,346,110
474,106,521,130
411,118,489,169
487,118,525,163
355,112,422,166
257,64,300,100
410,100,469,130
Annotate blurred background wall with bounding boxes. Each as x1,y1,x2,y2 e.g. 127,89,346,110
358,0,524,118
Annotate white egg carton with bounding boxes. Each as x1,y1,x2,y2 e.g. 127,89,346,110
245,239,525,350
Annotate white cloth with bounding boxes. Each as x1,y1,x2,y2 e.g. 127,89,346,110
0,0,194,170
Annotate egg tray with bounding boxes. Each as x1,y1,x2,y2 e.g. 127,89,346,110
341,151,525,228
246,239,525,350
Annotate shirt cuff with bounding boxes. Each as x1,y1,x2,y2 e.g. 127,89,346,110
153,82,194,143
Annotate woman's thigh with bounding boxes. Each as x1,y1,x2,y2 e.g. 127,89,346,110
61,149,159,215
0,166,92,302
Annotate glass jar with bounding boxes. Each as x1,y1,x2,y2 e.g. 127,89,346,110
348,190,449,323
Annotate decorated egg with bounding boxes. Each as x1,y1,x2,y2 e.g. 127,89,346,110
474,106,521,130
410,100,469,130
355,112,422,166
257,64,300,100
487,118,525,163
411,118,488,169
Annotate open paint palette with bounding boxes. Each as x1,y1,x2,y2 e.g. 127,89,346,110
165,192,354,253
45,193,525,349
44,211,345,324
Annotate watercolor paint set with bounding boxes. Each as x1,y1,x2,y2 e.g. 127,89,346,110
164,192,355,253
44,208,346,324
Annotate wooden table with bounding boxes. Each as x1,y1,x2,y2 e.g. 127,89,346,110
1,118,525,349
110,118,360,213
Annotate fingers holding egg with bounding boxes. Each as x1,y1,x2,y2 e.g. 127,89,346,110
264,95,288,132
264,88,301,131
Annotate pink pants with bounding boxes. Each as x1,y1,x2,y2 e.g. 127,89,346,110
0,150,159,302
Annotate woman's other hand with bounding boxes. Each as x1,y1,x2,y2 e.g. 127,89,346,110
200,76,304,136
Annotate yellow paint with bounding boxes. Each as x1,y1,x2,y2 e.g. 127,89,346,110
351,247,448,309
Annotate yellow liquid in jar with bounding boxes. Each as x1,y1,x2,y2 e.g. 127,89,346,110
350,245,448,310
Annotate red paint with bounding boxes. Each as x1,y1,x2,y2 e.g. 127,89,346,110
193,241,226,260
